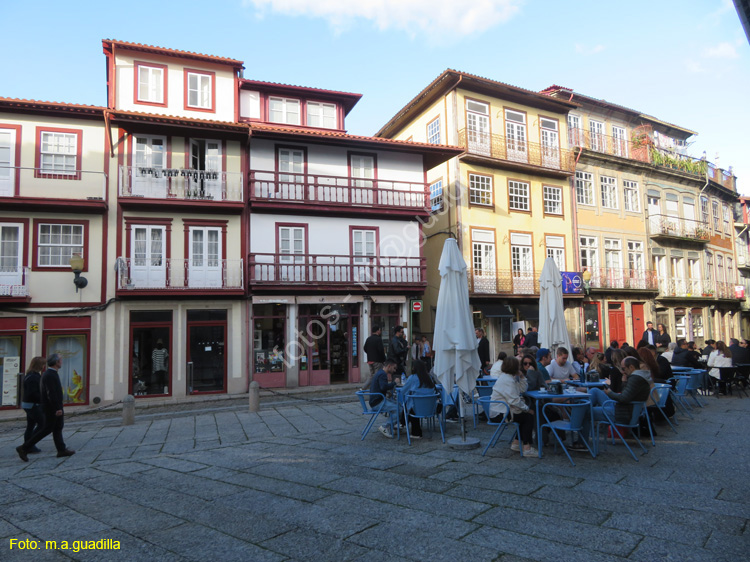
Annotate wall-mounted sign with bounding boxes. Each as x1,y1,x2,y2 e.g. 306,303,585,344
30,323,39,332
412,300,423,312
561,272,583,294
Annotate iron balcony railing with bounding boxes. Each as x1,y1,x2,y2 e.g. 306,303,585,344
568,129,736,191
116,258,243,290
0,266,30,297
656,279,739,299
457,129,575,173
0,166,106,200
587,267,658,291
648,215,711,242
249,171,429,210
468,268,541,295
119,166,244,202
248,254,425,286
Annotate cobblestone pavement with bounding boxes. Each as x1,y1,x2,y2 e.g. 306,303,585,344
1,390,748,561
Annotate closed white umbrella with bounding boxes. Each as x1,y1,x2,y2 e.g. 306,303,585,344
433,238,481,444
538,257,571,353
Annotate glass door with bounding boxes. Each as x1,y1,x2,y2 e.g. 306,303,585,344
505,110,527,163
131,225,166,288
187,313,226,394
133,135,167,197
0,224,23,293
540,118,559,168
466,100,490,156
190,139,222,199
189,227,221,288
278,147,305,201
0,129,16,197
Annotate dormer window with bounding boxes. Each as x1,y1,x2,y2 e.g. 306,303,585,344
185,69,214,111
269,97,300,125
307,101,336,129
135,62,167,106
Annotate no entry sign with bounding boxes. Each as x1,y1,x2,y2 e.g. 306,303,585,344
412,300,423,312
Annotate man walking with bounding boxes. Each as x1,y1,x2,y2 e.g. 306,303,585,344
641,321,657,346
16,353,75,461
362,325,386,390
476,328,490,371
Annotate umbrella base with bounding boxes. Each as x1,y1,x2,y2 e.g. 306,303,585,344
447,436,481,450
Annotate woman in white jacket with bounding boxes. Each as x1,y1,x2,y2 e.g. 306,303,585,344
707,341,732,392
489,356,537,456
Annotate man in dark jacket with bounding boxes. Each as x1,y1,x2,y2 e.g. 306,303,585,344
361,325,386,390
729,338,750,365
476,328,490,370
523,326,539,349
702,339,716,357
573,356,652,449
641,321,657,346
16,353,75,461
387,326,408,377
672,339,702,369
369,360,400,438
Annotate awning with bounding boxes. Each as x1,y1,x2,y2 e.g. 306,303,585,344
473,303,514,318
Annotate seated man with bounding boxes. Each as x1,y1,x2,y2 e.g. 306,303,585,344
535,348,552,383
369,360,401,439
573,356,653,449
672,338,702,369
547,346,579,381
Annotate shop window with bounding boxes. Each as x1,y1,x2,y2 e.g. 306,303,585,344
253,304,286,379
0,334,23,408
371,303,401,356
130,310,172,396
46,333,88,405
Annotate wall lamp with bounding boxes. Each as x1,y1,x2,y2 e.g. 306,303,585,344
582,269,592,296
70,254,88,292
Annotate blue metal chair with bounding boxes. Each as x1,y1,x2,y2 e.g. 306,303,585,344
670,376,694,419
540,398,595,466
404,392,444,445
595,400,649,462
684,370,707,406
355,391,395,440
649,383,678,438
473,383,494,424
477,397,522,457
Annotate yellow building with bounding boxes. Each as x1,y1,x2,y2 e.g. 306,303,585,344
377,71,581,356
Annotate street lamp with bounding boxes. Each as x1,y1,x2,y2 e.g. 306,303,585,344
70,253,88,292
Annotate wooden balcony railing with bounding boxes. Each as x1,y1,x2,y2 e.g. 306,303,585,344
468,268,541,295
0,266,30,297
648,214,710,242
587,268,658,291
248,254,425,287
249,171,429,210
119,166,244,202
116,258,243,291
457,129,575,173
0,166,106,200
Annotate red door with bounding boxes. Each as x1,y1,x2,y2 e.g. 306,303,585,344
632,303,645,344
608,304,627,347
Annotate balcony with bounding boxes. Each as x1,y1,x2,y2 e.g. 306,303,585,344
248,254,425,289
249,171,429,216
118,166,244,210
0,266,30,301
587,268,658,291
569,129,736,192
457,129,575,176
0,166,107,212
648,215,710,244
656,279,740,300
115,258,244,294
468,269,541,296
738,255,750,273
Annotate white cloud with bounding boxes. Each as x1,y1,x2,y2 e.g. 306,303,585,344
245,0,523,36
684,59,705,73
574,43,605,55
704,41,740,59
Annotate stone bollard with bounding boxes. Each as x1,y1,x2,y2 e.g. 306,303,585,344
122,395,135,426
248,381,260,413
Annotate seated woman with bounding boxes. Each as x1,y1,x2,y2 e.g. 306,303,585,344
401,359,438,439
587,352,607,380
488,356,537,456
521,354,546,392
708,340,732,393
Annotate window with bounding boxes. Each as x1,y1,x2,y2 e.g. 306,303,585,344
136,62,166,105
277,224,307,282
540,118,560,167
623,180,640,212
510,232,534,294
0,223,24,293
37,129,80,177
350,153,375,189
580,236,599,271
269,97,301,125
430,180,443,212
712,200,720,231
185,70,213,110
37,223,84,267
543,185,562,215
469,174,492,206
612,126,627,157
427,117,441,144
575,171,594,206
700,196,709,225
717,255,724,284
508,180,529,211
545,235,565,270
306,102,336,128
600,176,618,209
604,239,622,270
471,229,496,294
0,126,19,197
567,114,583,146
188,226,222,288
723,204,731,234
727,257,735,284
352,229,377,264
466,100,490,156
628,241,644,271
505,109,527,162
589,120,606,152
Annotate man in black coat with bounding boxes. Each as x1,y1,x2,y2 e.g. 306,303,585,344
387,326,408,377
672,339,702,369
641,321,657,346
16,354,75,461
361,325,386,390
475,328,490,370
729,338,750,365
523,326,539,349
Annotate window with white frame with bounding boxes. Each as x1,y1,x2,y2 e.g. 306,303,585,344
137,64,164,104
575,171,594,206
472,229,496,293
40,131,77,175
580,236,599,271
706,252,714,283
427,117,441,144
688,258,700,280
712,200,720,231
38,223,84,267
186,71,212,109
430,180,443,212
269,97,301,125
627,241,644,271
469,174,492,206
352,229,376,264
511,233,533,280
700,196,710,225
545,235,565,270
717,254,724,284
727,257,735,284
589,120,606,152
623,180,640,212
307,102,336,128
612,126,627,157
543,185,562,215
567,114,583,146
508,180,529,211
723,204,731,234
604,238,622,270
600,175,618,209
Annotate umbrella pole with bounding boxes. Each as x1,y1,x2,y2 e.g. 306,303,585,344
447,390,480,450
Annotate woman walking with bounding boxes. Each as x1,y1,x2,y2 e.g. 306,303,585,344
20,357,46,454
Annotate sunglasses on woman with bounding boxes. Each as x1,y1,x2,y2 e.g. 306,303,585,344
523,362,533,366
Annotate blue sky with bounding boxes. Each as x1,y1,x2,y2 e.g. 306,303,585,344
2,0,747,192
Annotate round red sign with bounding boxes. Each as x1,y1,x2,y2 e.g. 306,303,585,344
412,301,422,312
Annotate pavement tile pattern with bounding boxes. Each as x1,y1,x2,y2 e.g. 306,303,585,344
0,392,748,561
